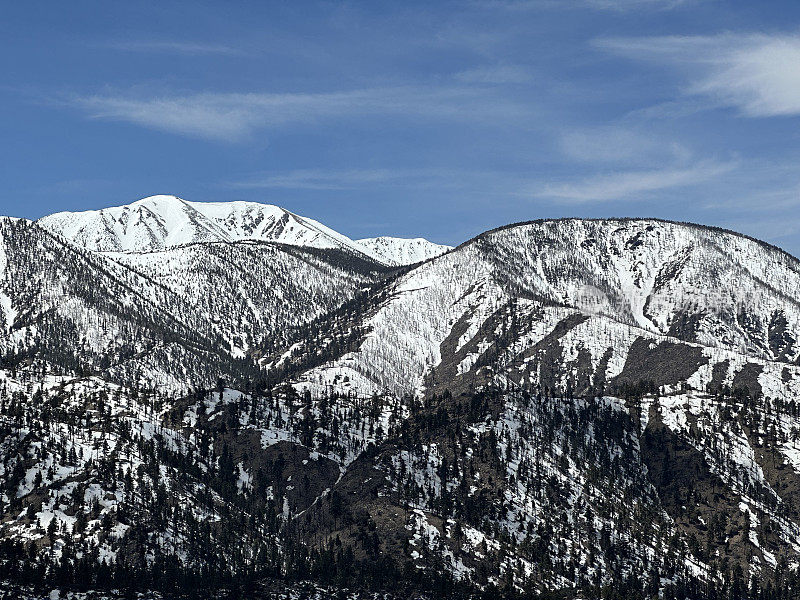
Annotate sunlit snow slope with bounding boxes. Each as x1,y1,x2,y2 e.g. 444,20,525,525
285,218,800,397
38,195,443,266
356,236,452,266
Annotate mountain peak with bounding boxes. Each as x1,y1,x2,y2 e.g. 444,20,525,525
35,196,438,265
36,195,324,254
131,194,186,205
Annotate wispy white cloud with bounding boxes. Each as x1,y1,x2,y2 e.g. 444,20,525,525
65,86,531,142
455,64,532,84
230,167,513,191
232,168,422,190
597,33,800,117
558,125,692,165
235,158,738,207
104,40,244,56
582,0,694,10
537,160,735,202
478,0,696,12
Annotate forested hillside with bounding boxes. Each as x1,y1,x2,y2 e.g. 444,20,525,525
2,203,800,599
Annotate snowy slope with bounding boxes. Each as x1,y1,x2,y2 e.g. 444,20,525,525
286,218,800,396
356,236,452,266
38,195,387,263
0,216,234,390
0,217,386,391
107,241,386,359
0,217,20,333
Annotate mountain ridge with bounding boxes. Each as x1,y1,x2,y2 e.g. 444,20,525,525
3,204,800,599
460,215,800,263
356,236,453,267
283,217,800,402
37,195,451,267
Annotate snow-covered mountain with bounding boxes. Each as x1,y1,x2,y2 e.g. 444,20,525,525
107,240,387,362
38,195,444,267
0,217,387,392
356,236,452,266
267,218,800,592
4,211,800,599
281,218,800,398
0,215,226,386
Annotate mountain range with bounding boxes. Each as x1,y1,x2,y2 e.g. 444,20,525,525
2,196,800,599
37,195,449,265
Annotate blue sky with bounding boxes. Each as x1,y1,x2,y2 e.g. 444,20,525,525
4,1,800,254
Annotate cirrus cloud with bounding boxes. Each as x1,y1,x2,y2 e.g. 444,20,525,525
104,40,245,56
597,32,800,118
537,160,736,202
64,86,532,142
